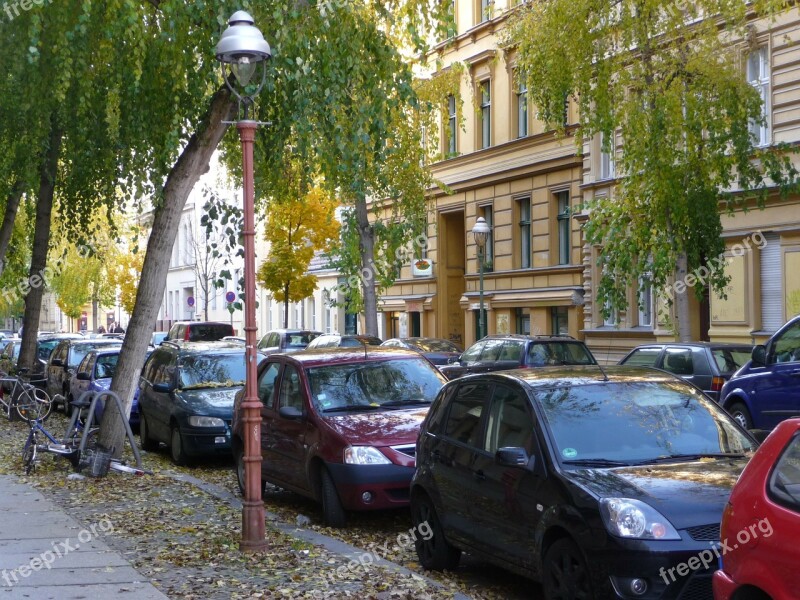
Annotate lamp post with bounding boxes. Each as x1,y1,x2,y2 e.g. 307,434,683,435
215,10,272,553
472,216,489,340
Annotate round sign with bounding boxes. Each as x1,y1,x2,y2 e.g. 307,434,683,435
226,291,236,303
187,296,195,307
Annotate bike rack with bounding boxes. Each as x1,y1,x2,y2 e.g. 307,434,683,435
71,390,145,471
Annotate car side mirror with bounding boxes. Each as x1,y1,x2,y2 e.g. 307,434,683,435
748,428,771,444
153,382,173,393
448,355,461,365
751,345,766,367
50,358,63,367
76,372,91,381
496,447,531,468
279,405,305,420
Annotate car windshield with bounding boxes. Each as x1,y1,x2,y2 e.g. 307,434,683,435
69,342,121,367
286,332,320,349
187,324,233,342
536,381,756,464
410,339,461,353
37,339,62,361
306,358,445,412
527,342,596,366
94,354,119,379
711,347,752,374
178,353,246,389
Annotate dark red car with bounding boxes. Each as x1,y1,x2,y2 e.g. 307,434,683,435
231,347,447,526
713,418,800,600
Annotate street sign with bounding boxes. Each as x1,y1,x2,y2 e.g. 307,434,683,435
187,296,195,307
226,291,236,303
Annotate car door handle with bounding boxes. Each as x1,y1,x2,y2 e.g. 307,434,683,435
473,470,485,481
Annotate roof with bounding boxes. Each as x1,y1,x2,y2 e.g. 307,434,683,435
626,342,753,350
478,334,578,342
277,347,425,366
453,365,686,390
159,340,251,354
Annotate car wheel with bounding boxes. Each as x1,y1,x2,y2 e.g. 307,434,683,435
542,538,594,600
320,468,346,527
235,444,246,495
729,402,753,430
170,426,189,466
139,412,159,452
411,492,460,571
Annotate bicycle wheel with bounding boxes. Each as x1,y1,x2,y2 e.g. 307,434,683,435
16,387,52,422
22,438,37,475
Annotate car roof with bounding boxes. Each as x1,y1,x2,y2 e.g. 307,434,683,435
453,365,687,390
66,339,123,347
159,340,250,354
279,347,425,366
477,334,578,342
625,342,753,350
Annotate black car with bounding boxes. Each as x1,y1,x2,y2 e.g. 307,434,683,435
164,321,234,342
438,334,596,380
306,334,383,349
619,342,753,401
45,338,122,412
411,366,757,599
138,340,259,465
380,337,462,366
257,329,322,354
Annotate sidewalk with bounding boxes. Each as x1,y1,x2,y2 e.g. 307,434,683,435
0,475,168,600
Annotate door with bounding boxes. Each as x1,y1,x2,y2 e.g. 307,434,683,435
269,363,311,492
755,321,800,428
146,351,177,441
72,354,94,401
47,342,68,399
256,361,281,482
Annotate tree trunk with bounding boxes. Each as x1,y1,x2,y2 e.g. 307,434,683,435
99,85,236,457
675,252,691,342
354,193,379,336
0,179,24,278
18,121,62,372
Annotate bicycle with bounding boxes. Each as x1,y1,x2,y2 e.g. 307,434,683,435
0,370,52,422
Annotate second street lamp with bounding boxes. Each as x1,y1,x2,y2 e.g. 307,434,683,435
215,10,271,553
472,216,489,340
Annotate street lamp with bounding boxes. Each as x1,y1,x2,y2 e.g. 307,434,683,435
215,10,272,553
472,216,489,340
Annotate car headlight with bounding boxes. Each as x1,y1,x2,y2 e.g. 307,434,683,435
343,446,391,465
600,498,680,540
187,416,225,427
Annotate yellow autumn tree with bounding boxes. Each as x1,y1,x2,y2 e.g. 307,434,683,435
258,186,340,328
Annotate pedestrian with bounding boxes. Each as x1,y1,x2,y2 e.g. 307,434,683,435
113,323,125,334
97,325,106,334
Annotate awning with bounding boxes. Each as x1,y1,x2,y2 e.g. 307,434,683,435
460,287,584,309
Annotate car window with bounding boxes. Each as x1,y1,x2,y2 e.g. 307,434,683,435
69,342,122,368
77,354,94,377
498,341,525,362
460,341,484,362
279,365,303,411
768,432,800,513
774,321,800,364
479,339,505,362
187,323,233,342
152,354,177,387
484,384,533,453
622,348,662,367
663,348,693,376
142,351,164,382
443,381,489,448
52,342,68,364
95,354,119,379
711,348,752,373
258,362,281,405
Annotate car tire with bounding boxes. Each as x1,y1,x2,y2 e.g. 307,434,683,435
411,492,460,571
320,468,346,527
62,391,72,416
170,426,189,466
139,412,159,452
542,538,594,600
729,402,753,430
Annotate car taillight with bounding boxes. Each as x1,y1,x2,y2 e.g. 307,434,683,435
184,329,190,341
711,376,725,392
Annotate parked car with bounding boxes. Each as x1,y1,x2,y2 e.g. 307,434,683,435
222,336,246,344
305,334,383,350
438,334,596,380
231,347,447,526
151,331,168,346
411,366,758,599
70,348,153,428
257,329,322,354
163,321,234,342
380,337,462,366
46,338,123,413
138,340,255,465
720,314,800,429
0,339,21,375
619,342,753,401
713,418,800,600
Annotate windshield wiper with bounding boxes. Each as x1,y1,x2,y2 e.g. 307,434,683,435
633,452,747,465
181,380,245,390
380,399,431,407
561,458,632,467
323,404,385,413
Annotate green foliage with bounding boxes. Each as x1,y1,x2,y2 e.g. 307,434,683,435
508,0,800,320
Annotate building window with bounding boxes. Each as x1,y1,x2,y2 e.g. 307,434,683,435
556,191,570,265
516,73,528,138
515,308,530,335
310,297,316,330
551,306,569,335
447,95,457,156
602,299,619,327
747,47,770,147
479,0,492,23
480,81,491,149
480,205,493,271
446,0,457,38
638,276,653,327
518,197,531,269
600,131,615,179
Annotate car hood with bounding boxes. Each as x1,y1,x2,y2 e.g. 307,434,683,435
324,407,429,446
566,457,750,530
175,387,241,418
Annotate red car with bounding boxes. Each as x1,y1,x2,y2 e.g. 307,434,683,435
231,347,447,526
713,418,800,600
